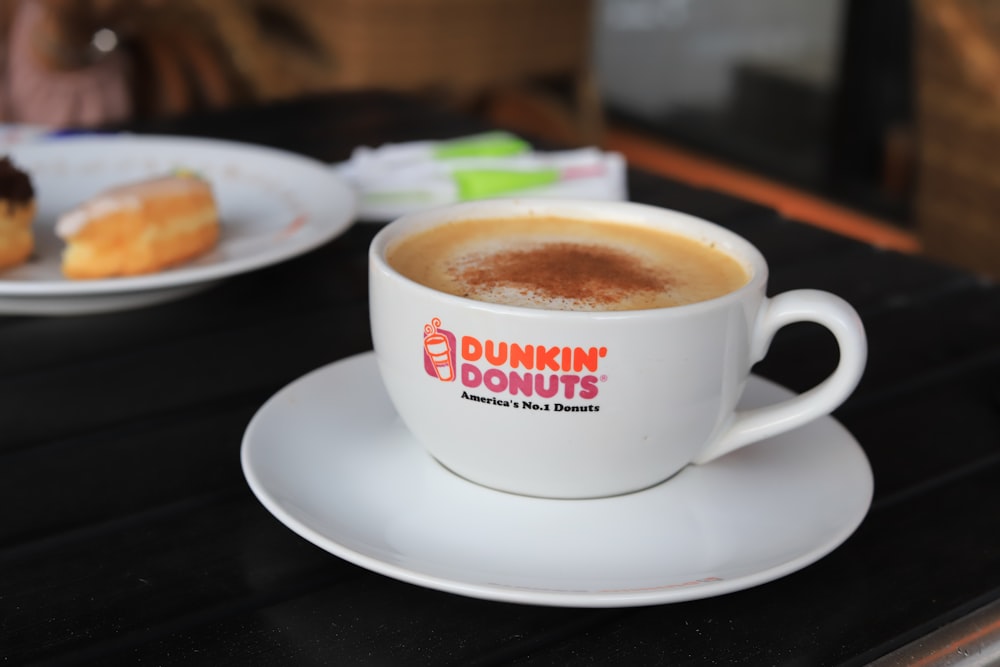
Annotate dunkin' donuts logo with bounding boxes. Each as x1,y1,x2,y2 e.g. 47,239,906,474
422,318,607,405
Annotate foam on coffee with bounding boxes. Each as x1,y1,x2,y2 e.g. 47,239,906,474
387,216,749,311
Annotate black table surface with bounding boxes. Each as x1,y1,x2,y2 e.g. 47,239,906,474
3,91,999,666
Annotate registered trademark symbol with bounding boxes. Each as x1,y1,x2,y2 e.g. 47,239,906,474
600,375,608,382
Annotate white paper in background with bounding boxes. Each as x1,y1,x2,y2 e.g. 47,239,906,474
335,141,628,222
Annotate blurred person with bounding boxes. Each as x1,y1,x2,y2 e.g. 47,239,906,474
0,0,248,129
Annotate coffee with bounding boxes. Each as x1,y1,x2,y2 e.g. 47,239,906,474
386,216,749,311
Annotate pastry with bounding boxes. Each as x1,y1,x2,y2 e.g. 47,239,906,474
0,156,37,271
57,171,219,279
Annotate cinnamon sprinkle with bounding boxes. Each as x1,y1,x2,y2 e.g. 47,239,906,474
453,242,670,305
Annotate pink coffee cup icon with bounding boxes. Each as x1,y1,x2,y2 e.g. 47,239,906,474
424,320,455,382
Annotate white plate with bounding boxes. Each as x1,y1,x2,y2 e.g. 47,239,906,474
1,135,357,315
242,352,873,608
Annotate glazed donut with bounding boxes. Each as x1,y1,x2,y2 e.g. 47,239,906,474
57,171,219,279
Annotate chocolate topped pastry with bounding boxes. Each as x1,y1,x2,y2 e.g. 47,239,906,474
0,157,34,209
0,156,37,270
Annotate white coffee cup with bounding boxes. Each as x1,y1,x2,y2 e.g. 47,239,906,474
369,199,866,498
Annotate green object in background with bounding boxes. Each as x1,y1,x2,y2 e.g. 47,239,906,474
453,168,560,200
433,132,530,159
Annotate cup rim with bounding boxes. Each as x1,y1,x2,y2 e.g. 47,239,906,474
369,198,769,318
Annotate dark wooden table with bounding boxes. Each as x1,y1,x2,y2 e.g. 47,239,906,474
3,91,999,666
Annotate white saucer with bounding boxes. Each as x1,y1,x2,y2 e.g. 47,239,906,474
2,135,356,315
241,352,873,608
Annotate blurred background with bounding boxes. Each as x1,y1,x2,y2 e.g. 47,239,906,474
1,0,997,279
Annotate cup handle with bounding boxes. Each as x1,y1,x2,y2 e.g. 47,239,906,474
693,289,867,464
